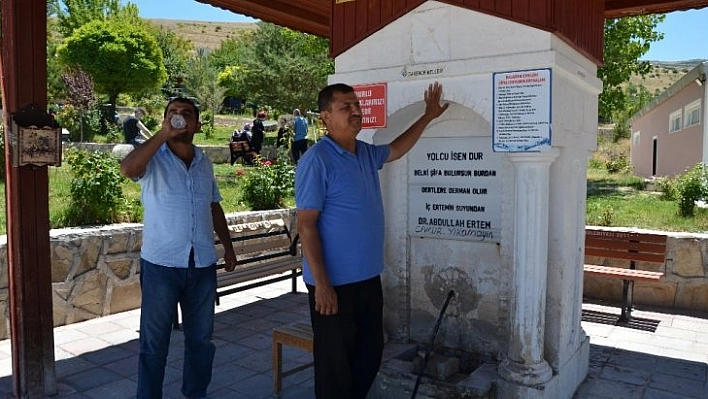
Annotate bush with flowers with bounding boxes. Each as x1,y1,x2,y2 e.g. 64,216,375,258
236,151,295,210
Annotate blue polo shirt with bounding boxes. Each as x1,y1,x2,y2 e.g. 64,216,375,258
293,116,308,141
295,136,390,286
138,143,222,268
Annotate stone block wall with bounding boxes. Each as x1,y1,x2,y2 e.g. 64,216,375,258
0,209,296,340
0,222,702,340
583,227,708,314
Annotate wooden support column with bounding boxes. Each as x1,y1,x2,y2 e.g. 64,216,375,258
0,0,57,397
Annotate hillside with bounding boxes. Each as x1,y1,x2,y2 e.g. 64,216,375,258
629,60,706,95
147,18,256,50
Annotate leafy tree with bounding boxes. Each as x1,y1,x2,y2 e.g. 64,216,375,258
183,48,225,137
57,68,98,141
209,36,248,72
57,19,168,118
63,68,96,110
51,0,139,37
150,27,193,96
598,15,664,121
216,22,333,114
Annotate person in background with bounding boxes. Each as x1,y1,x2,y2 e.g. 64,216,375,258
120,97,237,399
123,108,152,146
295,82,448,398
291,108,309,164
230,123,257,165
250,110,266,156
276,115,291,151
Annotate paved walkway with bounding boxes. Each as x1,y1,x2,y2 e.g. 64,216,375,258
0,280,704,398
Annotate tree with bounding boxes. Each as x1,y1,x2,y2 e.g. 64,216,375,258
209,36,248,72
57,19,168,118
150,27,193,96
598,15,665,121
184,48,226,137
216,22,333,114
51,0,139,37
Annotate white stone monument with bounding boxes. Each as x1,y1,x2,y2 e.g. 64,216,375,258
328,2,601,397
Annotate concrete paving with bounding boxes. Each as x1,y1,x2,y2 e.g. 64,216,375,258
0,279,704,398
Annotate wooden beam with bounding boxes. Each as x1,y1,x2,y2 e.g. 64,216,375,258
0,0,57,396
605,0,708,17
196,0,330,37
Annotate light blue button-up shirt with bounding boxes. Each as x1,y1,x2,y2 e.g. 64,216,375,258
138,143,222,268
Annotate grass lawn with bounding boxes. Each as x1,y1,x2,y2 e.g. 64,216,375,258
586,167,708,232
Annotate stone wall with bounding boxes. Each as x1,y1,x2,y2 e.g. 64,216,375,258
583,226,708,314
0,222,703,340
0,209,296,340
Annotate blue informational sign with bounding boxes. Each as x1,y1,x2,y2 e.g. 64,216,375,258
492,68,552,152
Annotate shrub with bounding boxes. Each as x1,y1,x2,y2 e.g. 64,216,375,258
200,113,215,140
676,164,708,217
54,104,107,142
590,138,633,174
599,206,614,226
237,151,294,210
656,177,679,201
605,154,632,174
58,148,130,225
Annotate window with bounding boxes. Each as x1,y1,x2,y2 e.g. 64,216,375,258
669,109,682,133
685,99,701,128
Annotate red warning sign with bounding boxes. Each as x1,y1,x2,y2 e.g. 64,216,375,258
353,83,387,129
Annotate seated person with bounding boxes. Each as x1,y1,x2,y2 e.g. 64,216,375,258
230,124,257,165
122,108,152,146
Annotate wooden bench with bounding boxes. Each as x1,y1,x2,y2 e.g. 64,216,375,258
214,218,301,303
174,218,301,328
272,322,313,396
584,228,666,321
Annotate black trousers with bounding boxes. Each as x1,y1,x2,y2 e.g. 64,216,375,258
291,139,308,164
306,276,384,399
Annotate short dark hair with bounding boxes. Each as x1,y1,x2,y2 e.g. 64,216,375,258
164,97,200,120
317,83,354,112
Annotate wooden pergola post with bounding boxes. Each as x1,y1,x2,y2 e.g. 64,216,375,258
0,0,57,397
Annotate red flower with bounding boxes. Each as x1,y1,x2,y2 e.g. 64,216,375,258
235,169,245,176
262,160,273,167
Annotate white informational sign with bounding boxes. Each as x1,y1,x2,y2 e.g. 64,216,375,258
492,68,552,152
408,137,502,243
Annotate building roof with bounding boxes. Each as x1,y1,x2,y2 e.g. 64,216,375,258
631,61,708,122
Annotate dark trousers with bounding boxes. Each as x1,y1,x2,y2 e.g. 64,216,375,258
306,276,384,399
291,139,308,164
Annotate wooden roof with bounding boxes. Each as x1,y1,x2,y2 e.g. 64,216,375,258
197,0,708,63
198,0,708,39
196,0,330,37
605,0,708,18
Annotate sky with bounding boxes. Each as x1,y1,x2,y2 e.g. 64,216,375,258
640,8,708,61
129,0,706,62
128,0,257,23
